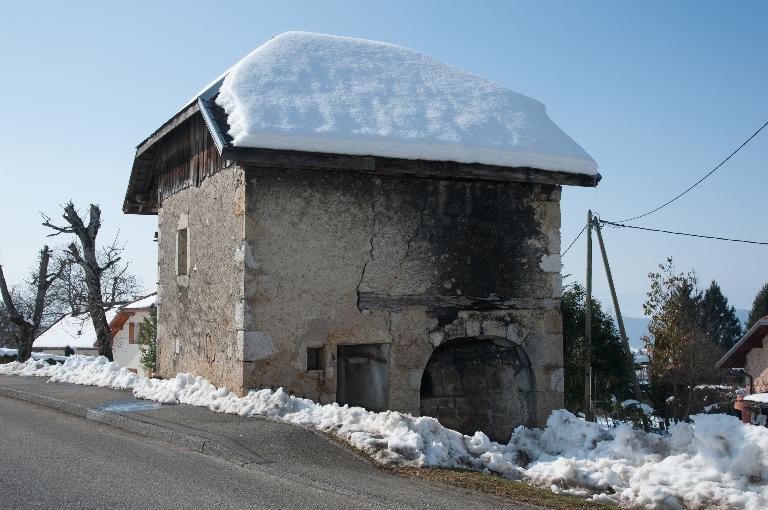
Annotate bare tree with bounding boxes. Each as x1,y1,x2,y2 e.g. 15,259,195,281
43,202,125,360
47,247,141,318
0,247,63,361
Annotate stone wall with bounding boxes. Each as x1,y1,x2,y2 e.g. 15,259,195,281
746,333,768,393
420,337,534,441
156,164,247,391
239,165,563,428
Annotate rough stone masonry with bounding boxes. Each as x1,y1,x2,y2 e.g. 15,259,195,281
156,161,565,441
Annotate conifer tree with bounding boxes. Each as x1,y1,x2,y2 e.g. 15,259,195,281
700,281,742,350
138,304,157,374
562,282,632,413
746,283,768,330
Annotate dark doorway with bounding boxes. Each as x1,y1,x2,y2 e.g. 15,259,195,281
336,344,390,412
419,337,534,442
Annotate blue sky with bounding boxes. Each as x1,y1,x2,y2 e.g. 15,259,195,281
1,1,766,316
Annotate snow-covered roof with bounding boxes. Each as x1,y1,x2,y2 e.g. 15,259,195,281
744,393,768,404
121,293,156,311
33,309,118,349
210,32,597,175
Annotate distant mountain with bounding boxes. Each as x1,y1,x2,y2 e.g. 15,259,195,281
618,309,750,349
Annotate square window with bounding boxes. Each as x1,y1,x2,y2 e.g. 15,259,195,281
306,346,324,371
177,228,188,275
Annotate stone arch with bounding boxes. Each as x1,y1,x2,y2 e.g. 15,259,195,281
419,336,535,442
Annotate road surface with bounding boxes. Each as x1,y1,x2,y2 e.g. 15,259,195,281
0,395,539,509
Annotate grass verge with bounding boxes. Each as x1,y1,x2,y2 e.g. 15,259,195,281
320,431,611,509
391,466,612,510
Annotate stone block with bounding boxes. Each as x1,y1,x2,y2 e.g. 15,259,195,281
237,331,274,361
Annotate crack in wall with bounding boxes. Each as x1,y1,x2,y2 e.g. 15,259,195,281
397,202,428,271
355,190,379,311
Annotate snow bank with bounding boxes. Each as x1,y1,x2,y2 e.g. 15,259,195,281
48,355,139,389
0,348,67,363
621,399,655,415
3,356,768,509
216,32,597,175
0,358,60,377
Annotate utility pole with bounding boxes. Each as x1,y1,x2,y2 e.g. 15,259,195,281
593,219,643,402
584,210,593,421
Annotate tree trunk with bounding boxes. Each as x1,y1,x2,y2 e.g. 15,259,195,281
44,203,116,360
70,228,114,360
16,326,35,362
0,246,58,362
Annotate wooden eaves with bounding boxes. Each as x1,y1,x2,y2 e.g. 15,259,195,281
124,83,601,215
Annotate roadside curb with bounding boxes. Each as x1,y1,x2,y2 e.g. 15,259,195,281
0,384,260,468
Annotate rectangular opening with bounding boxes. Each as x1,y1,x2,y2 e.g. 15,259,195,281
128,322,135,344
306,346,324,371
336,344,390,412
177,227,188,275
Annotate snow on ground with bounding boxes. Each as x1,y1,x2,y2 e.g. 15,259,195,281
2,356,767,509
0,348,67,363
621,399,655,415
215,32,598,175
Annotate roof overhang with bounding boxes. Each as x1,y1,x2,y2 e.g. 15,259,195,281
124,80,600,215
123,79,227,215
715,317,768,369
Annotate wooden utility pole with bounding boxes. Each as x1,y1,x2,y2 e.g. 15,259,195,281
584,210,594,421
594,219,643,401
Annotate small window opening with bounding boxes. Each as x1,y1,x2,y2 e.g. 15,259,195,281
177,228,188,275
307,346,324,371
128,322,136,344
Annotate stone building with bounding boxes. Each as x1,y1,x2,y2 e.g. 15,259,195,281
123,32,599,440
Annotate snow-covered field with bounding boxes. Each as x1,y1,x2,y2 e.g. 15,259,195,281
2,356,766,509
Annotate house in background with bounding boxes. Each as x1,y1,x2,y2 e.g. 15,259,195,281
122,32,600,440
110,293,157,376
716,316,768,393
33,309,117,356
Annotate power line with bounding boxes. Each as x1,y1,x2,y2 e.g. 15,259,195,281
616,119,768,223
561,224,587,256
600,219,768,246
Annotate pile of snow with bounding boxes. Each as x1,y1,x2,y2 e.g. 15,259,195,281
0,348,67,363
0,347,17,357
3,356,768,509
0,357,60,377
215,32,597,175
48,355,139,389
621,399,655,415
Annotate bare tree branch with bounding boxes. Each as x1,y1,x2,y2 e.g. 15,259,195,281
0,246,60,361
0,264,29,329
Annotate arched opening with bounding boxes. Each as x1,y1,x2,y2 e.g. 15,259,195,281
419,337,534,442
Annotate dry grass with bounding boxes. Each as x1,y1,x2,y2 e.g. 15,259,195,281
390,466,613,510
319,430,612,509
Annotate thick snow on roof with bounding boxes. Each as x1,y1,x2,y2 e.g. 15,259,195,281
215,32,597,175
122,293,156,311
33,310,118,349
744,393,768,403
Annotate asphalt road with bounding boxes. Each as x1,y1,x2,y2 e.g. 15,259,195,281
0,395,538,510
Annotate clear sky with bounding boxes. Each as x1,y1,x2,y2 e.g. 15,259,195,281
1,1,766,317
